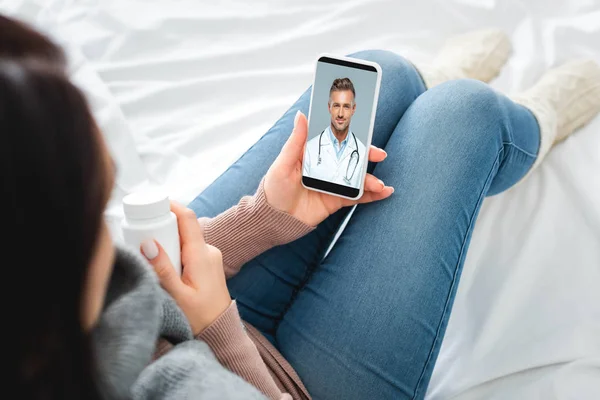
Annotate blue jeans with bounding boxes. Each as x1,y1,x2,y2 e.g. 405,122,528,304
188,50,540,400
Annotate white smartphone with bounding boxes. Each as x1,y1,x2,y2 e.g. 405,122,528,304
301,54,382,200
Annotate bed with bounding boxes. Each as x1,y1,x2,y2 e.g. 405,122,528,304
3,0,599,398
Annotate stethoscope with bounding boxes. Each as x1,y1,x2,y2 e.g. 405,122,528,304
317,129,360,184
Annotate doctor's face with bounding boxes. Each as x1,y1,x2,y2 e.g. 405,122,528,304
328,90,356,133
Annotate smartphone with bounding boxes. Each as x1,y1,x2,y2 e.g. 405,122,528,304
301,54,382,200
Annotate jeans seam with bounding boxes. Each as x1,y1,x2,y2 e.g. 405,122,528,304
502,97,538,159
412,147,503,399
503,140,538,159
405,58,429,90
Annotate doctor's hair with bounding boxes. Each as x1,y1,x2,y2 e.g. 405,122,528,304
329,77,355,100
0,14,66,67
0,60,105,399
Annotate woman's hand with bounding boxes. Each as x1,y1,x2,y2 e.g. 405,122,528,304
263,111,394,227
141,202,231,336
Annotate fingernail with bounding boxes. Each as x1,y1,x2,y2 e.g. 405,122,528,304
294,110,301,126
390,187,395,193
378,179,384,187
141,239,158,260
382,149,388,158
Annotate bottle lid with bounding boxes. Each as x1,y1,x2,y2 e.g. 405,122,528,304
122,190,170,220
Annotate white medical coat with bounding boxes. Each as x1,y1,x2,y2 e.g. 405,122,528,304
303,127,366,188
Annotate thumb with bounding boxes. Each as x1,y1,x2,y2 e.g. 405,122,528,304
278,110,308,169
141,239,183,296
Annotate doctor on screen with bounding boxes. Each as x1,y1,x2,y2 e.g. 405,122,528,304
304,77,366,188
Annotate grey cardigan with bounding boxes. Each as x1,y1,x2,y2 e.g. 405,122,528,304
92,245,267,400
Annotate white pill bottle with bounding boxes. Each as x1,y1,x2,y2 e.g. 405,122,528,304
121,191,182,275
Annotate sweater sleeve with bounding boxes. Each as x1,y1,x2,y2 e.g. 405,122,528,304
198,301,292,400
198,179,315,278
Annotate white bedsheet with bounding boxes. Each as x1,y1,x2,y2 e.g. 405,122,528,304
3,0,599,398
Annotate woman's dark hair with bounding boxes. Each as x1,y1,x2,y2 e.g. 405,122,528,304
1,59,107,398
0,14,66,66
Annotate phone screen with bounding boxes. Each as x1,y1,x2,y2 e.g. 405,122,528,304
302,56,380,199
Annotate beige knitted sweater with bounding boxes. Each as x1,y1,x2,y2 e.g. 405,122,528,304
193,180,315,400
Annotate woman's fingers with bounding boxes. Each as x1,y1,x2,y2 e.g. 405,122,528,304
357,186,394,204
170,201,209,284
170,201,204,249
364,173,386,193
142,239,185,296
368,145,387,163
338,178,394,208
278,111,308,170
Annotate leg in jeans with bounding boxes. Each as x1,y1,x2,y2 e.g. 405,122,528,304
275,79,541,399
187,50,427,343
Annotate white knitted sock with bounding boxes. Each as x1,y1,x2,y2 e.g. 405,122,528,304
415,28,511,88
510,59,600,175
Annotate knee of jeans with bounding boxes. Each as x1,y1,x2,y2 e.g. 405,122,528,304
424,78,506,144
428,79,504,121
348,49,425,92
